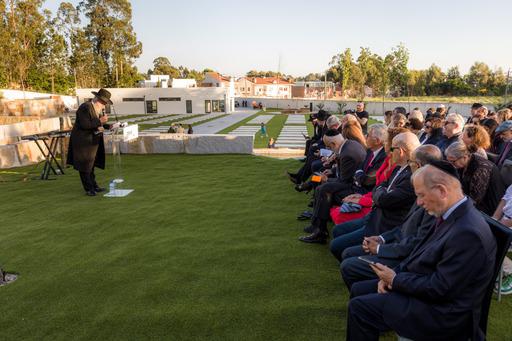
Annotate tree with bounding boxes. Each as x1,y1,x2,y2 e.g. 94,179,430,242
466,62,491,95
150,56,179,77
425,64,445,96
79,0,142,87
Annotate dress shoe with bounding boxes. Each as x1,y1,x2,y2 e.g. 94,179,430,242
297,211,313,220
94,187,106,193
295,181,313,193
86,190,96,196
287,172,298,184
299,230,328,244
307,200,314,208
303,224,315,233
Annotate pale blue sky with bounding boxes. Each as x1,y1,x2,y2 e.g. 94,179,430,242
44,0,512,77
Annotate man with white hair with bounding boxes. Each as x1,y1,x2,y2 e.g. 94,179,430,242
346,162,496,340
436,113,464,155
408,109,424,123
329,132,421,259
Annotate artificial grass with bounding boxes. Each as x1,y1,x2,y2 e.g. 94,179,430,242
0,155,511,340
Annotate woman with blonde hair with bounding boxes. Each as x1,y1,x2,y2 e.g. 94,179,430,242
462,124,491,159
342,120,367,148
497,108,512,124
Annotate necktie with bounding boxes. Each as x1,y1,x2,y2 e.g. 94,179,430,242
434,216,444,232
498,142,511,167
364,151,374,172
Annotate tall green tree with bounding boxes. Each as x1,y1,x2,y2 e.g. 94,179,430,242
79,0,142,87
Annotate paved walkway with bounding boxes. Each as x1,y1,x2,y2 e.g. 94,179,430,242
285,115,306,124
275,125,308,149
193,110,256,134
228,125,261,136
246,115,274,125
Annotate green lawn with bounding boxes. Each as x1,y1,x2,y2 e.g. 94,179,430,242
1,155,511,340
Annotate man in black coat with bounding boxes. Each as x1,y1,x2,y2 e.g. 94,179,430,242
299,129,366,244
340,144,443,288
346,164,496,341
67,88,113,196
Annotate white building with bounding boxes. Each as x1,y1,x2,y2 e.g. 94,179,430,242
138,75,170,88
170,79,197,88
76,87,234,115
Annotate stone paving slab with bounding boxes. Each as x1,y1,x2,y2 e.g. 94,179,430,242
192,111,256,134
228,126,261,136
275,125,308,149
246,115,274,125
285,115,306,124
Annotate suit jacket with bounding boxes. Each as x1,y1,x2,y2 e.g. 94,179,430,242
385,200,496,340
364,166,416,236
357,148,387,192
333,139,367,185
436,133,462,155
378,204,435,259
67,101,107,172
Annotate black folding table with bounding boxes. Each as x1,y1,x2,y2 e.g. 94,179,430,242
22,130,71,180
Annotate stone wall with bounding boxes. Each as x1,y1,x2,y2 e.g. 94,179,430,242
104,133,253,155
240,97,477,117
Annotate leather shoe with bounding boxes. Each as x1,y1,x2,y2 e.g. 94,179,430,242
297,211,313,221
299,230,328,244
303,224,315,233
86,190,96,196
307,200,314,208
287,172,298,184
94,187,106,193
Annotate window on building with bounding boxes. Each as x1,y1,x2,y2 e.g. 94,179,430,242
159,97,181,101
146,100,157,114
212,100,220,112
186,100,192,113
205,100,211,113
248,87,251,91
123,98,144,102
219,100,225,112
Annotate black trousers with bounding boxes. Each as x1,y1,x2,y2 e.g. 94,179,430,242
311,181,353,232
79,169,98,192
347,279,391,341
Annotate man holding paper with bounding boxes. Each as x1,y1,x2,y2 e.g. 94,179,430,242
67,88,117,196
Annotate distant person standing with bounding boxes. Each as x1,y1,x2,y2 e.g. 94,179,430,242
188,124,194,134
260,122,268,137
355,102,369,135
67,88,113,196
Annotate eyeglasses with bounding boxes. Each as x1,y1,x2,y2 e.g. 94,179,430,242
444,121,455,126
390,146,401,152
424,125,432,129
447,156,464,164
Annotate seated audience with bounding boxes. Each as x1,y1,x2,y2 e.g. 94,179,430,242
342,120,367,148
299,129,366,244
346,164,497,341
445,142,504,215
436,113,465,154
340,145,442,288
492,183,512,295
389,113,407,128
461,124,491,159
407,117,423,137
330,127,407,225
408,109,424,123
419,117,443,145
384,110,393,126
467,102,483,124
491,120,512,167
329,132,420,259
497,108,512,124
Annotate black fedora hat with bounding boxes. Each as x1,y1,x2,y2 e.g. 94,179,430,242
91,88,113,105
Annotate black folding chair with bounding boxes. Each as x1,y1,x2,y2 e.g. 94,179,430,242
478,214,512,338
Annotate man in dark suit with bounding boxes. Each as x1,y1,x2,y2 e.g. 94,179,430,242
493,120,512,168
299,129,366,244
353,124,388,193
329,132,421,259
67,88,113,196
340,144,443,288
436,113,464,155
346,163,497,341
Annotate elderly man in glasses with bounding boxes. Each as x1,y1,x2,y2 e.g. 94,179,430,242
436,113,465,155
